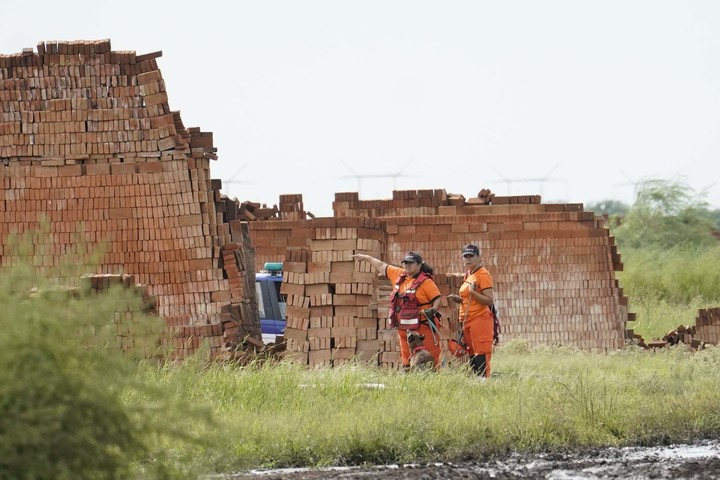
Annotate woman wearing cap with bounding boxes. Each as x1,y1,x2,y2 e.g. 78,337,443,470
352,251,443,369
447,244,495,378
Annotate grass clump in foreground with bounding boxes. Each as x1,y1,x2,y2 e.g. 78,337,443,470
151,340,720,475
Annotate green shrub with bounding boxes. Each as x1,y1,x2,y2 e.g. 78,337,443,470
0,231,206,479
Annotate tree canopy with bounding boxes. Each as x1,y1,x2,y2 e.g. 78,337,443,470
611,178,717,250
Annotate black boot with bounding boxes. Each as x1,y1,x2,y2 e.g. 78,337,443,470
469,354,487,377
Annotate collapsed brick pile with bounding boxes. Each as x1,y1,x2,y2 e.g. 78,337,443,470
646,308,720,350
222,194,313,222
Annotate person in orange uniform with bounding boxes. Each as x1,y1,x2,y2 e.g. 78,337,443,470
448,244,495,378
352,251,443,369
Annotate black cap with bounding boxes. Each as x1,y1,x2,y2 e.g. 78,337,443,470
400,251,423,264
461,244,480,257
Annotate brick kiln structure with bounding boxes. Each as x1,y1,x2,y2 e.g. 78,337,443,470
0,40,260,358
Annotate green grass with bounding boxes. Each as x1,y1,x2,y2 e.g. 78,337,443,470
618,244,720,340
109,342,720,473
130,342,720,475
25,337,718,478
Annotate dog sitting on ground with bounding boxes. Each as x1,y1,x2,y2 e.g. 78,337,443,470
407,331,435,371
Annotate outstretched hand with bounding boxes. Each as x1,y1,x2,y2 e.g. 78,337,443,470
352,253,384,273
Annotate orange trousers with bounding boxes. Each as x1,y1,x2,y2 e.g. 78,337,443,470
463,312,494,378
398,322,442,367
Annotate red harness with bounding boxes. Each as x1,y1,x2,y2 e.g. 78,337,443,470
388,272,431,330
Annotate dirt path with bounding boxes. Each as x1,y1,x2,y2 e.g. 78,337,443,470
208,441,720,479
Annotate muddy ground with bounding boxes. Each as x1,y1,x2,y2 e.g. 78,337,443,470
207,441,720,479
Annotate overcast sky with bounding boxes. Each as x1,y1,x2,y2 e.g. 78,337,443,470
3,1,720,216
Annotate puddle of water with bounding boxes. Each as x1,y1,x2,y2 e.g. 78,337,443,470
544,442,720,480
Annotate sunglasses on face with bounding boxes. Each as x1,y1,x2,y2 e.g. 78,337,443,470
401,261,418,265
462,254,476,259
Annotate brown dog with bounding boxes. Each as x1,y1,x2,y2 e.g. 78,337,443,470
407,331,435,371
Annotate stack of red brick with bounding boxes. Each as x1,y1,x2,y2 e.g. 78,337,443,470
252,217,385,367
333,189,628,351
0,40,260,358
